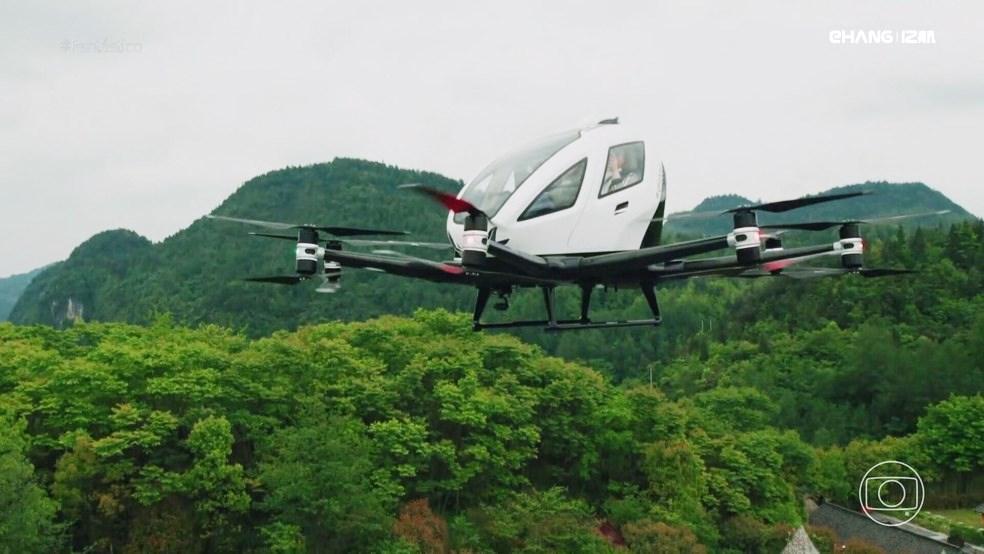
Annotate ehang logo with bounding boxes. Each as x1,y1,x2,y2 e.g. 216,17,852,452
858,460,925,526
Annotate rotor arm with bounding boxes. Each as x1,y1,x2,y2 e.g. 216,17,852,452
646,242,838,281
321,249,466,283
485,241,555,276
576,235,731,277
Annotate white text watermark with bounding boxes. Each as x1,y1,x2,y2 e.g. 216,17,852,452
61,39,143,54
829,29,935,45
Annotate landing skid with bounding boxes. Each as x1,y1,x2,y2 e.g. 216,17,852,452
472,283,663,331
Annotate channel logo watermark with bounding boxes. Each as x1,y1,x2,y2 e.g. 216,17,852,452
60,38,143,54
829,29,936,45
858,460,925,526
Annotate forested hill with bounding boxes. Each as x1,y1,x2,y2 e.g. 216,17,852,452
0,266,44,320
666,182,971,236
10,159,474,334
9,158,972,336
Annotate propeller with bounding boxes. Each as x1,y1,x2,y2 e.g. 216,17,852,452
243,275,307,285
653,191,872,223
399,184,490,266
399,184,485,216
370,249,465,275
727,191,869,214
857,268,918,278
207,214,408,237
248,232,450,250
780,267,917,279
758,210,951,231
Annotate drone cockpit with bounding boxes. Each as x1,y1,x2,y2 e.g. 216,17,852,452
446,119,665,257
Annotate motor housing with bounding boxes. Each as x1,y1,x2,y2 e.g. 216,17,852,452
729,211,761,265
461,213,489,266
839,223,863,269
295,228,320,275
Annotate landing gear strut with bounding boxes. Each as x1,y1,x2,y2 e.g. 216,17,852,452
472,282,663,331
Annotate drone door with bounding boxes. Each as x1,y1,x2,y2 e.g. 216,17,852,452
508,158,589,255
567,141,660,253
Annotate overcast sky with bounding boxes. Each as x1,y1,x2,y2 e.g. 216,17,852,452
1,1,982,277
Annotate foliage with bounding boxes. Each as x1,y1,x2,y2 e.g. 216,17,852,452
621,519,707,553
0,266,44,321
0,416,60,553
9,160,474,334
392,499,449,554
915,394,984,475
468,487,611,553
258,413,398,552
717,516,791,554
0,312,859,551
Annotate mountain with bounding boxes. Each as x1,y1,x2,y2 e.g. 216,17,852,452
10,159,474,335
8,230,153,327
9,161,974,337
0,266,45,321
663,182,972,237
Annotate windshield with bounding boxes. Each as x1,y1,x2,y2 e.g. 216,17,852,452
458,129,580,219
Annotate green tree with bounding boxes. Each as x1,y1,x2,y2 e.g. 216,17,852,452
0,417,60,553
915,395,984,481
182,416,250,549
259,414,399,552
471,487,612,553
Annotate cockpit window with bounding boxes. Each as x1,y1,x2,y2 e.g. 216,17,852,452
600,142,645,197
519,159,587,221
457,129,580,220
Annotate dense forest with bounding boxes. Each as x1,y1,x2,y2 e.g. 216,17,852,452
2,159,982,552
2,309,981,552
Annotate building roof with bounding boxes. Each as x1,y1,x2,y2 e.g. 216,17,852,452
808,502,962,554
781,526,820,554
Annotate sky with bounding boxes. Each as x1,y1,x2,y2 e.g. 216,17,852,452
1,0,982,277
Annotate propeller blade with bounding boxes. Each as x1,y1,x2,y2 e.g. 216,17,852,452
649,210,719,224
780,267,916,279
208,214,407,237
249,232,296,240
760,210,951,231
243,275,306,285
343,238,451,250
759,221,847,231
248,233,448,249
209,214,295,230
369,249,465,275
862,209,951,224
400,184,483,216
435,263,466,275
651,192,871,224
858,268,918,278
780,267,847,279
315,226,407,237
727,191,869,214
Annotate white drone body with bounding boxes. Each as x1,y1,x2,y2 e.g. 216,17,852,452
446,121,665,256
